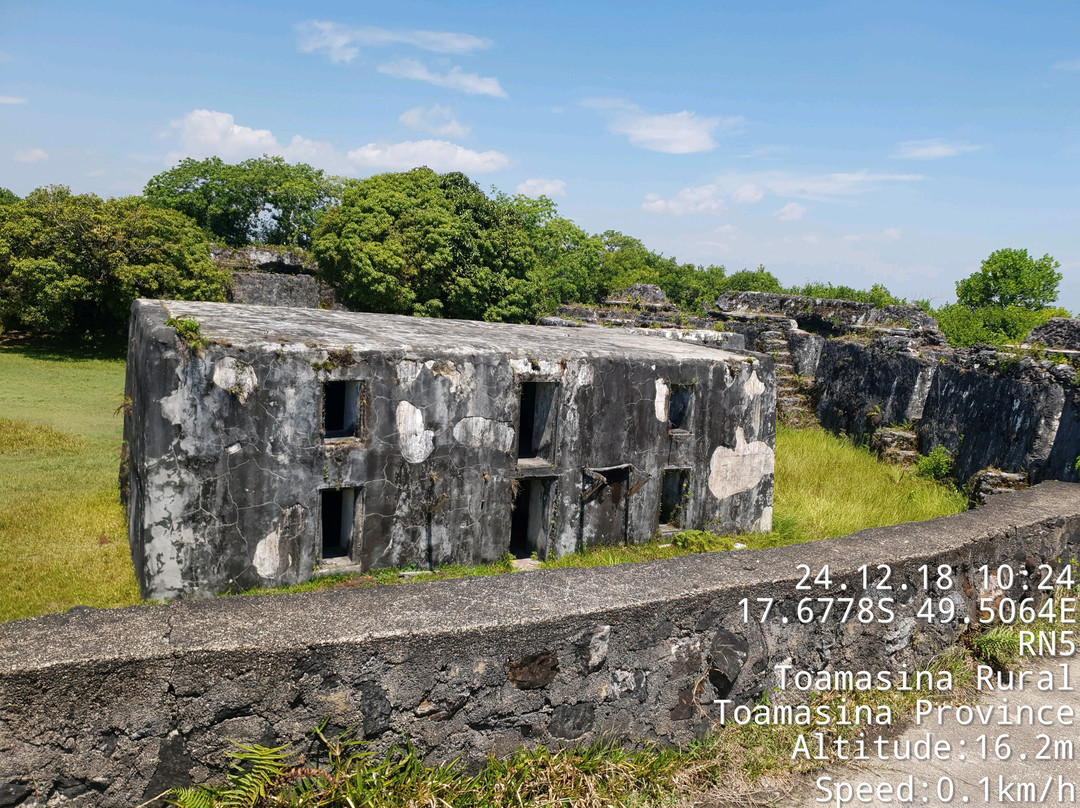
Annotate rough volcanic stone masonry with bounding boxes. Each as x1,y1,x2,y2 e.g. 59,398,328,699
123,300,775,600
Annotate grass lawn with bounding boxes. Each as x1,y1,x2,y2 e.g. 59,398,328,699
0,343,966,619
0,344,139,622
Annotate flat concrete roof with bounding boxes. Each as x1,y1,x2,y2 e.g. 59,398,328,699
150,300,751,363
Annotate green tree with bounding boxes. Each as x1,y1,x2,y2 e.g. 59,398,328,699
498,193,604,311
717,266,785,294
0,186,230,338
144,155,341,248
0,188,19,207
313,169,537,322
956,248,1062,310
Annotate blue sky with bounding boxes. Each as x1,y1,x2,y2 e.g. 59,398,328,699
2,0,1078,312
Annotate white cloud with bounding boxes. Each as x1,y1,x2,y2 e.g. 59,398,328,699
163,109,507,175
13,148,48,163
842,227,901,244
891,139,982,160
0,95,26,104
732,183,764,204
716,170,923,202
516,178,566,197
296,20,491,63
642,169,919,216
399,104,470,138
167,109,279,162
378,59,506,98
773,202,807,221
642,184,725,215
1053,57,1080,71
346,139,509,173
582,98,743,154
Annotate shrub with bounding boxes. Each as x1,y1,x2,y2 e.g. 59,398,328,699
915,445,954,481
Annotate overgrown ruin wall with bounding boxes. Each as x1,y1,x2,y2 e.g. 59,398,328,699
2,483,1079,806
554,289,1079,484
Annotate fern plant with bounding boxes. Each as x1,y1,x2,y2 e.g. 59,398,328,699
169,741,289,808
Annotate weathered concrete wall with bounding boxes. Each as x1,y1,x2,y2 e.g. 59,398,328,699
125,301,774,600
3,483,1078,807
229,271,321,308
715,291,941,336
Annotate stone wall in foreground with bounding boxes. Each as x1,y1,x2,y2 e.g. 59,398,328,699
2,483,1079,806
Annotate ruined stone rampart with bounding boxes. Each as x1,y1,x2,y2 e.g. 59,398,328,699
1028,317,1080,351
2,483,1078,806
550,292,1079,483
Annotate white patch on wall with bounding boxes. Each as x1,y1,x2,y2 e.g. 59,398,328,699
743,370,766,397
510,357,563,377
756,505,773,532
452,416,514,451
396,360,423,386
253,530,288,578
396,400,435,463
576,363,593,386
654,378,670,422
708,427,774,499
212,357,258,403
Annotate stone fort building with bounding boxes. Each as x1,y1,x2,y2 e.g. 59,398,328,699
124,300,775,599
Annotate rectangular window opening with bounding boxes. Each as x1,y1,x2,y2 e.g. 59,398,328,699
510,477,555,559
517,381,558,461
321,487,360,562
659,469,690,529
668,385,694,432
323,381,362,438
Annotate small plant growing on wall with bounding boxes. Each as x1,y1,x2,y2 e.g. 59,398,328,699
915,445,954,481
165,317,206,352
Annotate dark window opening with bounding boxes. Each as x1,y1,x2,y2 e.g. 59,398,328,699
580,465,631,547
659,469,690,528
517,381,558,460
323,381,361,438
668,385,693,431
321,487,358,561
510,477,555,559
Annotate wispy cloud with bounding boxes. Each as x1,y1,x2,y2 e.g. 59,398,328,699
732,184,764,204
399,104,470,138
642,169,923,214
13,148,48,163
582,98,743,154
642,184,725,215
296,20,491,63
891,139,982,160
1053,57,1080,71
842,227,901,243
516,178,566,197
164,109,509,175
347,140,509,173
0,95,26,104
379,59,506,98
773,202,806,221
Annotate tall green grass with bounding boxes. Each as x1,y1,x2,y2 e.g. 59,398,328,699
0,345,139,621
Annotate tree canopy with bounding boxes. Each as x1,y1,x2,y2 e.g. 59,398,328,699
144,155,341,248
313,168,537,322
0,186,230,338
955,248,1062,310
